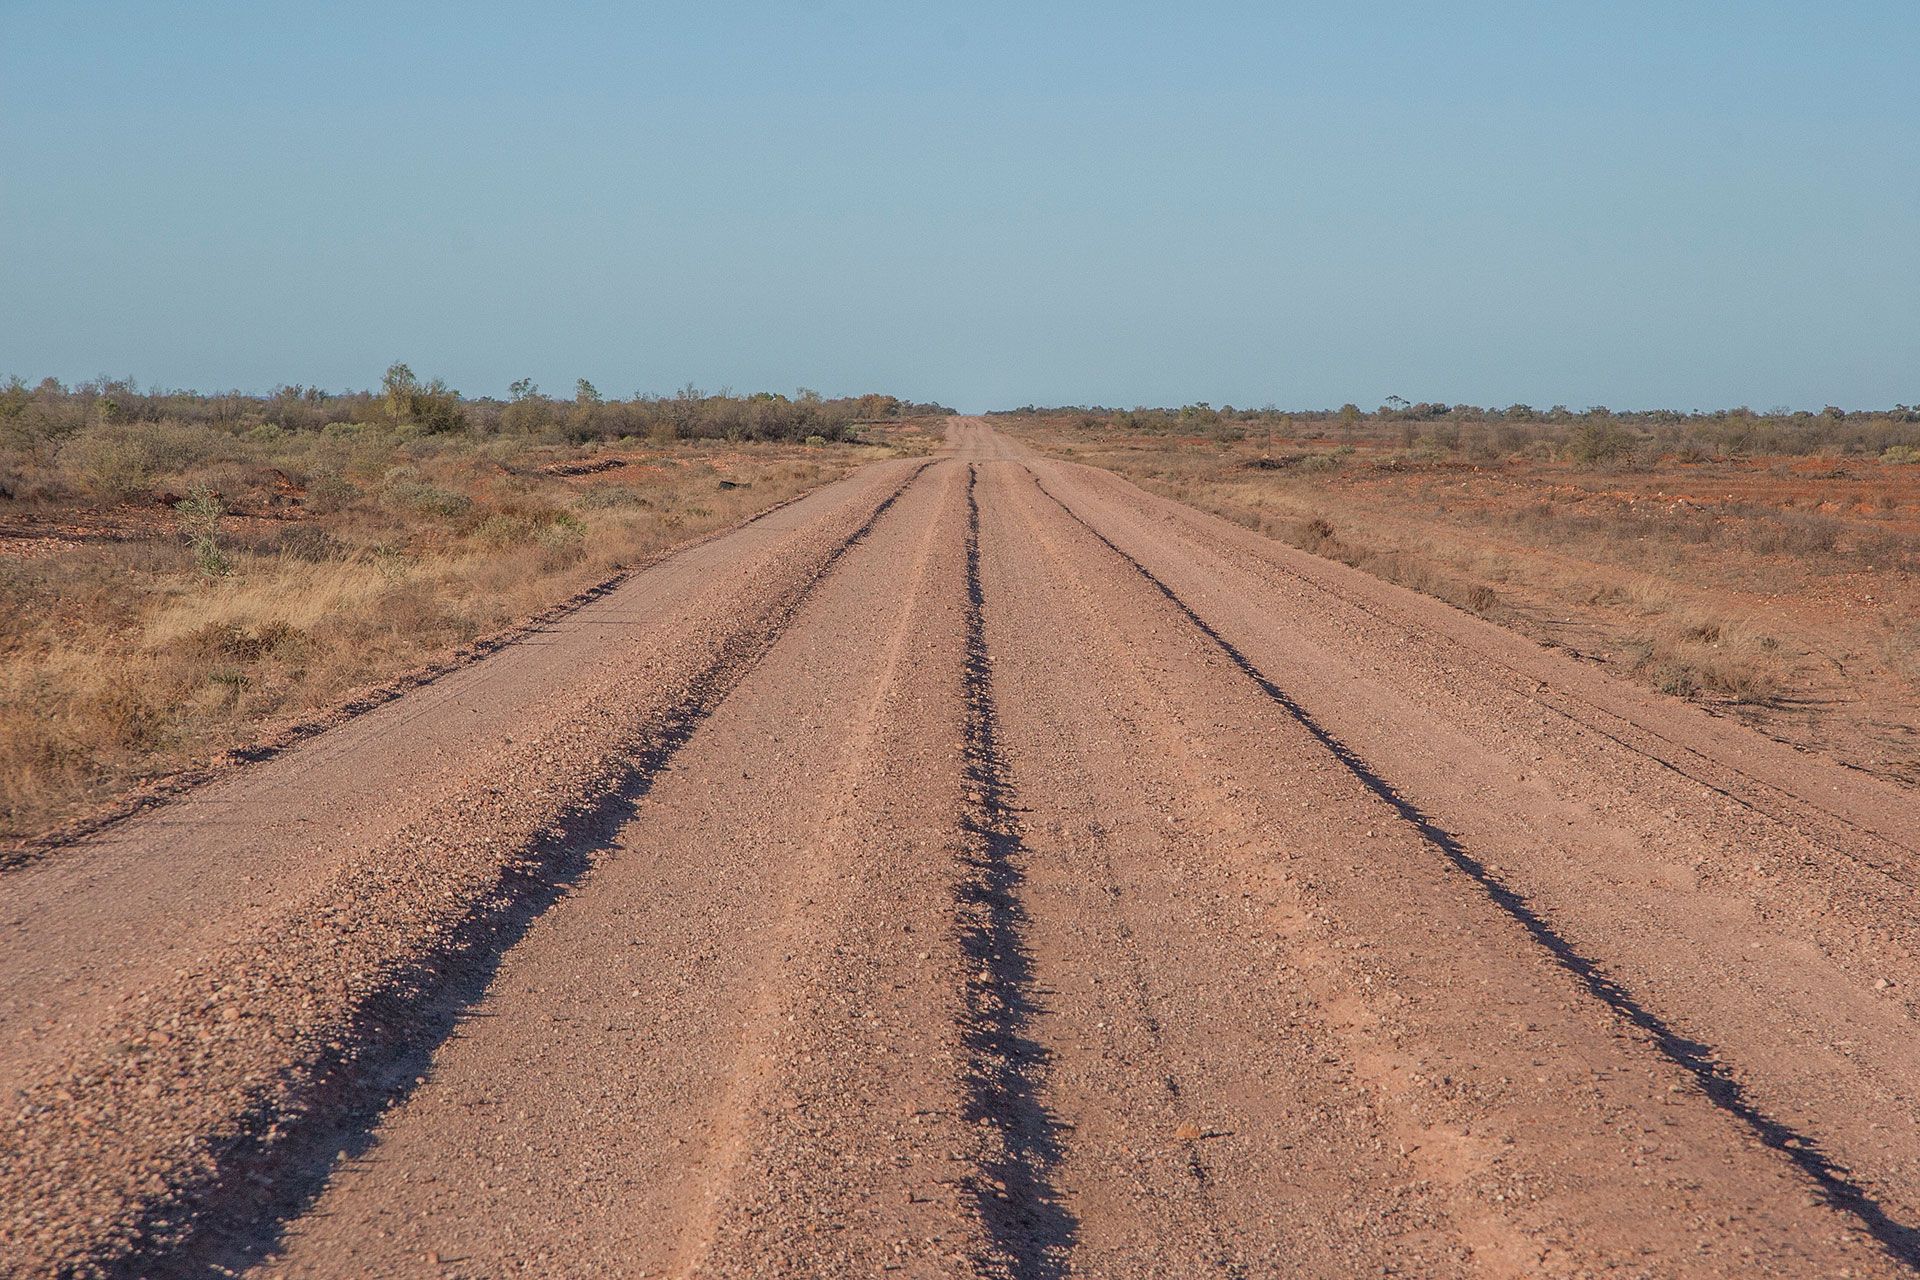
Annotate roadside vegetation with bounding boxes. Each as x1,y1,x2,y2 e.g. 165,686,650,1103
999,401,1920,787
0,371,948,845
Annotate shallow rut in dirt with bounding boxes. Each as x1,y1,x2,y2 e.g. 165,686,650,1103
955,463,1075,1278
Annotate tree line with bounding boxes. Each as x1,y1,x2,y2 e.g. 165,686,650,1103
988,399,1920,462
0,366,954,449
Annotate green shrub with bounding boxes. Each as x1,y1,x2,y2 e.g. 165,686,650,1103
63,426,157,500
1569,420,1636,464
381,362,468,434
174,483,231,579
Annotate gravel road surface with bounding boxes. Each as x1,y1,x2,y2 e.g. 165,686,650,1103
3,421,1916,1278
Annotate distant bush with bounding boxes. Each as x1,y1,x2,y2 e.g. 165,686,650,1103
382,363,467,434
1001,400,1920,462
1568,420,1638,464
59,422,227,501
0,370,930,460
301,472,355,514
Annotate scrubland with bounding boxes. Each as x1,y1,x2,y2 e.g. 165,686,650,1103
1003,404,1920,787
0,375,943,847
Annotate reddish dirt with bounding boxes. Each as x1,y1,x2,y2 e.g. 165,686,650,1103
2,422,1916,1278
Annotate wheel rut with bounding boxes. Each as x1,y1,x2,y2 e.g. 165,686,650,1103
661,458,962,1279
988,458,1478,1275
253,455,994,1280
953,464,1076,1279
1029,443,1920,1260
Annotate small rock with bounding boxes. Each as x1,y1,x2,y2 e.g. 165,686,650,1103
1174,1121,1202,1141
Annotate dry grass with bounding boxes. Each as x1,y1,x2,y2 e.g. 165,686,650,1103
1008,416,1920,787
0,420,942,842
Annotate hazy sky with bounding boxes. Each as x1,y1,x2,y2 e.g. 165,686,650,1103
4,2,1916,411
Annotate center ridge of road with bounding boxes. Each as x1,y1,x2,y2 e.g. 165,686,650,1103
3,420,1916,1279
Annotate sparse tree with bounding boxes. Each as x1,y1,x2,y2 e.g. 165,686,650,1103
505,379,548,434
381,361,467,433
382,362,420,422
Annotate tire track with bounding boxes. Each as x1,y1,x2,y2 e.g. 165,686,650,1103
1028,468,1920,1272
988,463,1453,1276
16,421,1913,1277
660,459,961,1279
955,463,1077,1279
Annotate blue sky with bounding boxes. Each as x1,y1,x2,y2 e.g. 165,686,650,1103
3,2,1915,411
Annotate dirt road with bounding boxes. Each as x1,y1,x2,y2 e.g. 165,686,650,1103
4,421,1917,1278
